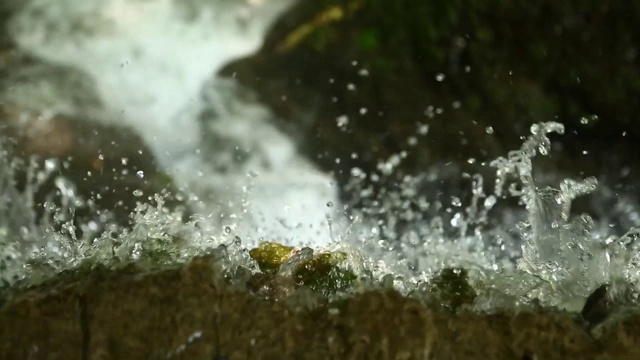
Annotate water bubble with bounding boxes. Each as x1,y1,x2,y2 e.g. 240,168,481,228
359,107,368,115
224,226,232,234
485,126,494,134
121,158,129,165
133,189,143,197
435,73,446,82
136,170,145,179
417,124,429,135
327,201,334,208
347,83,356,91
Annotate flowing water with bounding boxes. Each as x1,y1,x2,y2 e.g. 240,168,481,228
2,0,640,315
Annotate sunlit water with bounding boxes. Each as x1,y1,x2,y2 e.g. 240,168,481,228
2,0,640,314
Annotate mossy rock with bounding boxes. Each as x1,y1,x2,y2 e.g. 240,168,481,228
249,242,295,274
293,252,357,296
249,243,357,296
429,268,477,311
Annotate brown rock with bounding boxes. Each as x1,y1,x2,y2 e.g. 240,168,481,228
1,256,640,359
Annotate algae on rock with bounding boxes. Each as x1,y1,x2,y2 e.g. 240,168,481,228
249,241,357,296
428,267,477,311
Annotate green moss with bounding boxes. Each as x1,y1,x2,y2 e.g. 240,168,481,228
293,252,357,296
249,242,295,274
356,28,380,51
249,243,357,296
429,268,477,311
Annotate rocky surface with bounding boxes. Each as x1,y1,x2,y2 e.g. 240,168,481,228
1,256,640,359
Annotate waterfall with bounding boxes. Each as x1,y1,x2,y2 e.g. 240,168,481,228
8,0,343,248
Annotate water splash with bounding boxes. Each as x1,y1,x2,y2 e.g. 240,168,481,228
2,0,640,315
8,0,342,249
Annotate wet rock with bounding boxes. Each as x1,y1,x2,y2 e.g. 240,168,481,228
3,255,640,359
292,251,357,295
581,284,611,329
249,241,296,274
249,242,357,297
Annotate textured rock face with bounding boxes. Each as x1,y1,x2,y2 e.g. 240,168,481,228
223,0,640,197
2,256,640,360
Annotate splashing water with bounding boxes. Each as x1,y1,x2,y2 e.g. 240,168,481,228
1,0,640,314
7,0,343,249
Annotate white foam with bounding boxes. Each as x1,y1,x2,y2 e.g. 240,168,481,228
10,0,342,248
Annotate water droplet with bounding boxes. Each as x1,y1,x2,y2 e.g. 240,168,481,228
336,115,349,128
327,201,334,208
136,170,145,179
450,213,464,227
350,168,365,179
44,158,59,172
451,196,462,207
417,124,429,135
435,73,445,82
121,158,129,165
484,195,497,209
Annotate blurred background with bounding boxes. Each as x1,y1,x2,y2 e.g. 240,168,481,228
1,0,639,240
